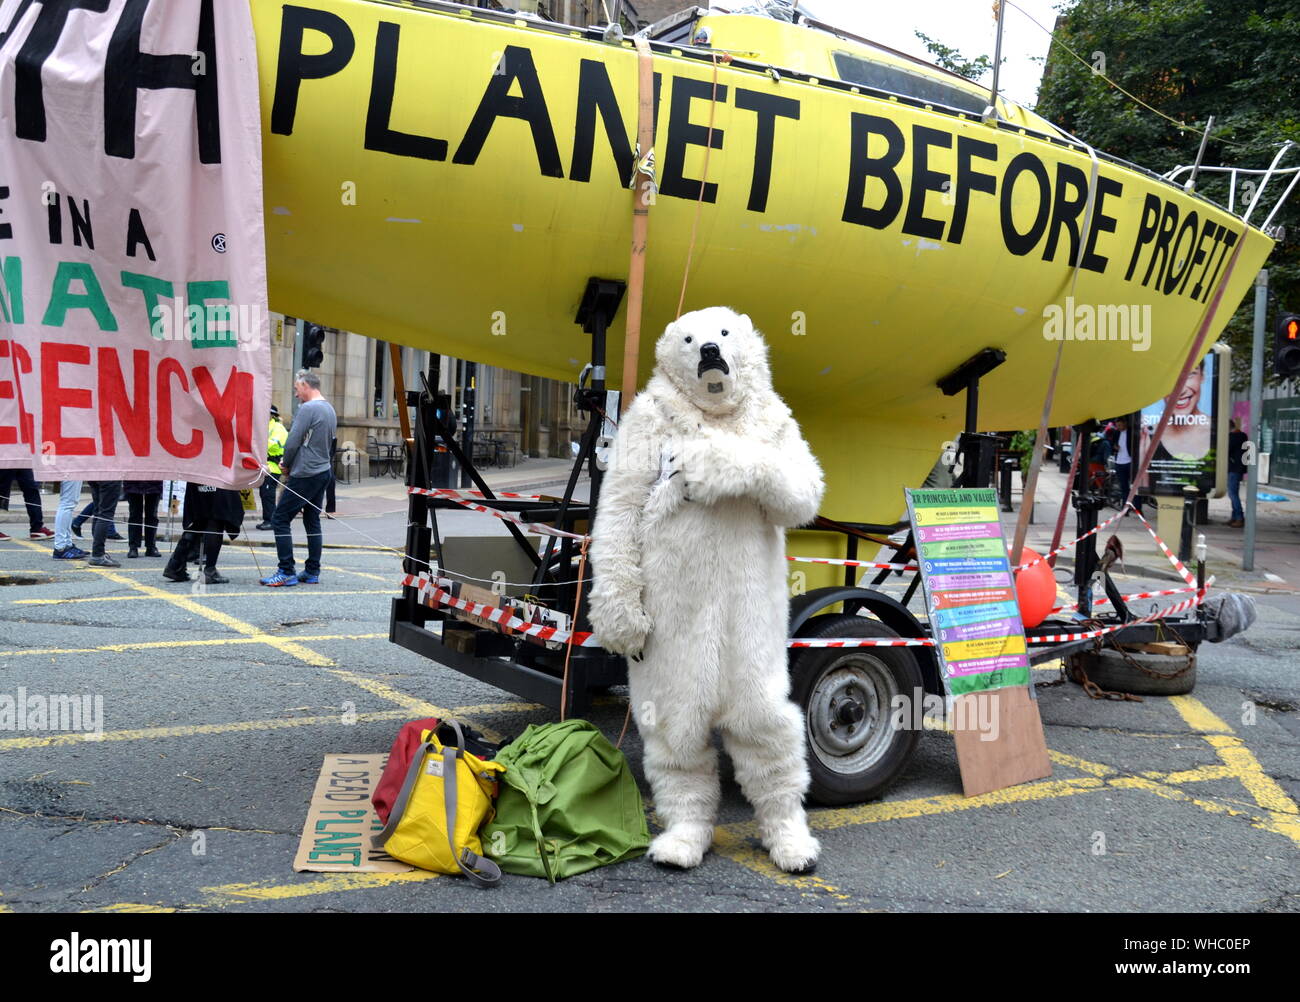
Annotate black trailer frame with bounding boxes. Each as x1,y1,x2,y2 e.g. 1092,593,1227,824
388,285,1210,799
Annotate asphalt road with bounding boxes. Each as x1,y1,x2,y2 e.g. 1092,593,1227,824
0,517,1297,914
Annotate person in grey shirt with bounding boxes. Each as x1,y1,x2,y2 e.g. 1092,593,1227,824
261,370,337,587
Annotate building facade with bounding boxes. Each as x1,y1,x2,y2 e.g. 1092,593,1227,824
270,315,583,476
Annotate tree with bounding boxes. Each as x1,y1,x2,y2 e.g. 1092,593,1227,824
914,30,995,81
1033,0,1300,390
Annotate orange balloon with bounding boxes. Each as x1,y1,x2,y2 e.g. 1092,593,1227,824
1013,546,1055,629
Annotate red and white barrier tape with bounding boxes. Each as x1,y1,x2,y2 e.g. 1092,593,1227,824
402,574,943,649
402,573,602,647
412,487,549,502
407,486,588,540
1132,508,1197,587
788,637,937,648
1015,504,1131,572
1049,578,1211,616
403,563,1205,651
1031,587,1207,644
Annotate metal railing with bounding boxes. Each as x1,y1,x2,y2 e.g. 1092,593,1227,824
1165,141,1300,237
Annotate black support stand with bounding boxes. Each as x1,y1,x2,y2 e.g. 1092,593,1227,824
937,348,1007,490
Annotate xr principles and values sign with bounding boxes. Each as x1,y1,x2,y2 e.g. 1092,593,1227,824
0,0,269,485
905,487,1031,697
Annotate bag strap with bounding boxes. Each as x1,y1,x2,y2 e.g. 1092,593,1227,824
528,795,556,885
372,735,434,850
441,719,502,889
372,718,502,888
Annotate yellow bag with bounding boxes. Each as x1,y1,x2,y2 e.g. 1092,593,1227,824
372,719,507,886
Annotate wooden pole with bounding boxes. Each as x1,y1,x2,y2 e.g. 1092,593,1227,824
388,341,412,444
621,35,656,414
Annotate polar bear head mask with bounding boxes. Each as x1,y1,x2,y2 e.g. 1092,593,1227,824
653,306,774,417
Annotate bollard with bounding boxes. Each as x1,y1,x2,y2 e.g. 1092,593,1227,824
999,458,1014,512
1179,485,1199,563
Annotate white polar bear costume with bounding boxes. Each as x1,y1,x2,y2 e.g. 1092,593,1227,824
588,306,825,872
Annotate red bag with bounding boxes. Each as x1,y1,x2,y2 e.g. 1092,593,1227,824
372,717,441,824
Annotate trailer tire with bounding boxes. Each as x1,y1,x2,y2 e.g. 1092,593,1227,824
1065,646,1197,696
789,614,924,806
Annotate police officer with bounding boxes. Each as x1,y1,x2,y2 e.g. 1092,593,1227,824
257,405,288,530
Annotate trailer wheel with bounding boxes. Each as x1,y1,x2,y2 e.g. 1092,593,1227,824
1065,646,1197,696
790,614,924,806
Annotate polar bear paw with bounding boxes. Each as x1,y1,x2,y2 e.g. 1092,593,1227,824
647,823,714,869
589,601,652,658
763,826,820,874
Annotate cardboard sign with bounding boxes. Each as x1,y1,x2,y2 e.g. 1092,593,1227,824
0,0,270,486
294,754,413,874
905,488,1031,696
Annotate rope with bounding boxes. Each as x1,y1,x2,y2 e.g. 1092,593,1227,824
1001,0,1250,152
559,537,590,722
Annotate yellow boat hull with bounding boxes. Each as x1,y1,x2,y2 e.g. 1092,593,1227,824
253,1,1273,530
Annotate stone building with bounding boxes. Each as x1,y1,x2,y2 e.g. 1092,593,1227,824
269,314,584,478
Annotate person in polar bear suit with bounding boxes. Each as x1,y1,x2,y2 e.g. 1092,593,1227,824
588,306,825,872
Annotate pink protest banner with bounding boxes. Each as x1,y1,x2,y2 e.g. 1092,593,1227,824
0,0,269,485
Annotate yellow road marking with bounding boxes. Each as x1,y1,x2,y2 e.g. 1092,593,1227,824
67,567,336,667
0,633,387,658
1147,764,1237,784
453,700,546,715
14,589,391,605
82,903,179,914
1171,695,1300,846
793,777,1106,833
197,871,440,906
0,696,544,752
323,566,393,583
1109,776,1258,821
1048,750,1116,777
82,871,441,911
0,709,417,751
325,669,505,744
711,827,852,901
1171,696,1235,734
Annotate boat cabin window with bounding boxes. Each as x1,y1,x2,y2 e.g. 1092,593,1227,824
832,51,988,116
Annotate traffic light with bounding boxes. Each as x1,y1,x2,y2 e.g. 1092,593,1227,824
1275,312,1300,378
302,323,326,369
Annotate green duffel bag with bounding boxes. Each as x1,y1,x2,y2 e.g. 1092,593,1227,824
482,719,649,882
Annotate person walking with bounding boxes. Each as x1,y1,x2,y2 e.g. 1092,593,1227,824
86,480,123,567
1111,417,1142,516
257,405,288,530
52,479,88,559
0,467,54,541
71,499,121,540
261,370,336,587
124,480,163,558
1227,418,1248,528
163,483,244,584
